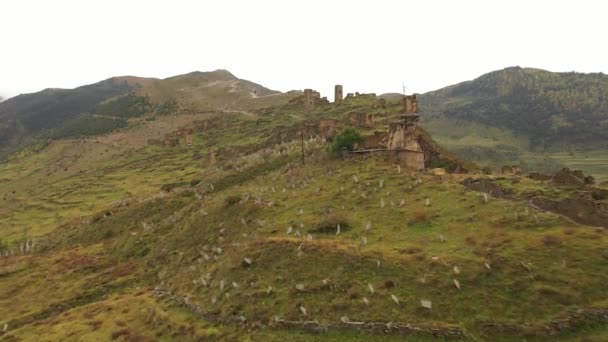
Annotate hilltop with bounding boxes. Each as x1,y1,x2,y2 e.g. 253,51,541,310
0,70,287,159
419,67,608,177
1,76,607,340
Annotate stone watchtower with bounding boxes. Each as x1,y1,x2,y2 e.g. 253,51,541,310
303,89,315,111
402,94,418,113
334,84,343,104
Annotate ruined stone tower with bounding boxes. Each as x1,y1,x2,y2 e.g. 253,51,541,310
303,89,315,111
184,130,193,146
386,114,424,170
334,85,343,104
402,95,418,113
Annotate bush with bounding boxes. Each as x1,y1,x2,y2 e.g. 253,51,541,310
408,210,432,228
224,195,241,206
309,211,350,234
329,128,363,155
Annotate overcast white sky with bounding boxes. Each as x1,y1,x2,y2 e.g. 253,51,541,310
1,0,606,100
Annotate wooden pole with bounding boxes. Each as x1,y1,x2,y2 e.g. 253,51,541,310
301,130,305,165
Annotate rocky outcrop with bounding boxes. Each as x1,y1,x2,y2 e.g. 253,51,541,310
531,196,608,228
551,168,595,186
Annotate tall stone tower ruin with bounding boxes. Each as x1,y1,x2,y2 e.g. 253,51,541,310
334,84,343,104
402,95,418,113
303,89,315,111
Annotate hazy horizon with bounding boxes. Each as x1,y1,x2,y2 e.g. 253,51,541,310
1,0,606,100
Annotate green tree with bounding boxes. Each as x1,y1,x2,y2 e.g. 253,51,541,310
329,128,363,155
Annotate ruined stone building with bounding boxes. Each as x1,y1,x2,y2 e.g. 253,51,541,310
303,89,322,111
348,112,375,128
184,130,193,146
385,114,425,170
402,95,418,113
334,85,343,104
318,119,341,139
349,94,465,172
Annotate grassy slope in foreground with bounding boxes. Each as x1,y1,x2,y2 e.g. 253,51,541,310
1,91,607,340
19,141,606,341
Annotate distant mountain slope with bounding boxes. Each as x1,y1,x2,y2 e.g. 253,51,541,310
0,77,152,148
421,67,608,148
134,69,283,112
0,70,286,156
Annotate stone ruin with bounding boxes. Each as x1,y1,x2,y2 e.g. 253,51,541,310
334,85,343,104
551,168,595,187
318,119,341,138
349,112,375,128
346,94,469,172
385,114,425,170
501,165,523,175
402,95,418,113
303,89,325,111
184,130,193,146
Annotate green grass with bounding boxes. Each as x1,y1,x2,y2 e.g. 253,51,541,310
1,94,607,341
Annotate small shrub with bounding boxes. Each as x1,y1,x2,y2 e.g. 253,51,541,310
329,128,363,155
111,329,130,340
541,234,561,246
224,195,241,206
309,211,350,234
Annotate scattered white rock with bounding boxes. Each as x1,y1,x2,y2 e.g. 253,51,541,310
299,306,307,316
421,299,432,309
453,279,461,291
390,294,400,305
360,236,368,247
362,297,370,305
368,283,375,294
453,266,461,274
295,284,305,291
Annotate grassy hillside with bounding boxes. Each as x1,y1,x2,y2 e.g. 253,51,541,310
0,70,290,161
1,92,607,341
420,67,608,177
0,79,147,146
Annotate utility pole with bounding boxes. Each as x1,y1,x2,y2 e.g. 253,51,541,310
300,130,305,165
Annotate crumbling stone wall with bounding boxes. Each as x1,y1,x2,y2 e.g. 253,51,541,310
184,130,193,146
362,131,387,149
348,112,375,128
387,115,422,152
319,119,341,139
299,89,326,111
501,165,523,175
402,95,418,113
163,136,179,147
